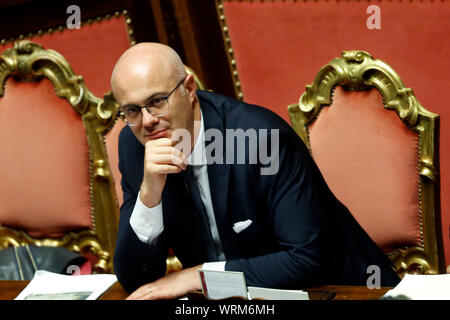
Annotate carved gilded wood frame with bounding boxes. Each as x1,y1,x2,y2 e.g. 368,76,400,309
288,50,443,275
215,0,245,101
0,41,120,273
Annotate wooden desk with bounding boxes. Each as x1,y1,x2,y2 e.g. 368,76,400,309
0,280,391,300
306,285,391,300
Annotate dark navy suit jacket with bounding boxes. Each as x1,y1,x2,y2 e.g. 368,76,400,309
114,90,400,293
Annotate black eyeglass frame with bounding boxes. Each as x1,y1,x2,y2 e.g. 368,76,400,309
116,76,186,126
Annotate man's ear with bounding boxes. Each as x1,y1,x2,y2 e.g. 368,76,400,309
184,73,197,99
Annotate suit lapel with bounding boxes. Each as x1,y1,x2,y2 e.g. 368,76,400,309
201,98,235,258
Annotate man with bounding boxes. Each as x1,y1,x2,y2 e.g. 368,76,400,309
111,43,399,300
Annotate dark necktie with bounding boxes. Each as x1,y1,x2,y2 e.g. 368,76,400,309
183,166,219,262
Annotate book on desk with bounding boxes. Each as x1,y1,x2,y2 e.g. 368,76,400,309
196,269,335,300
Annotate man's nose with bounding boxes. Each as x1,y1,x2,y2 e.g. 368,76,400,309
141,108,159,126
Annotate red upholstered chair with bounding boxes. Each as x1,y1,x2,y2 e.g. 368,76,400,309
0,41,119,273
288,51,444,276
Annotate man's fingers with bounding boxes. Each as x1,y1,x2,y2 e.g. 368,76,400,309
145,138,172,147
125,285,149,300
151,147,186,163
145,137,184,150
126,285,170,300
126,284,157,300
149,164,183,175
149,154,187,170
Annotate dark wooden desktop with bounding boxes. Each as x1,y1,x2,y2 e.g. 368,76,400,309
0,280,391,300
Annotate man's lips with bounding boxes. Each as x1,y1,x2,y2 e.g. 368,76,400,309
144,129,167,139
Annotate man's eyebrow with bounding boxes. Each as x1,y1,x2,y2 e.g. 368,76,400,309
120,102,138,110
143,92,167,105
120,92,167,109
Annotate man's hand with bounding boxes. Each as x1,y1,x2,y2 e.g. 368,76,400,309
125,265,203,300
140,138,187,208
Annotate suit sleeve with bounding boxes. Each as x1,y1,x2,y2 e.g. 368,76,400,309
225,124,334,289
113,129,169,293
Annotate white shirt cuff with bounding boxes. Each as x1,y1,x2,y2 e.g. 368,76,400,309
129,192,164,245
202,261,226,272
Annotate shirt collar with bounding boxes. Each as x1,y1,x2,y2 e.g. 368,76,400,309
186,109,207,166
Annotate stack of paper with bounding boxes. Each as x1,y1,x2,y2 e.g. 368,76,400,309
15,270,117,300
248,286,308,300
198,269,309,300
383,273,450,300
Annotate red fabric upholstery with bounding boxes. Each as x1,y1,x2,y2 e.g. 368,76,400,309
0,78,92,237
76,260,92,276
0,16,131,98
222,0,450,263
309,87,420,249
0,15,130,209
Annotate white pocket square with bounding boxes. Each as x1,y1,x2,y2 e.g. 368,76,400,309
232,219,253,234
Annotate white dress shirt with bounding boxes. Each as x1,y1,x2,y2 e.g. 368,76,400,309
129,110,226,271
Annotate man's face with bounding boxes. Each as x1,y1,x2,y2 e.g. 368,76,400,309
116,73,196,146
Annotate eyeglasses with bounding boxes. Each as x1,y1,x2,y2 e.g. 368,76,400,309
117,76,186,126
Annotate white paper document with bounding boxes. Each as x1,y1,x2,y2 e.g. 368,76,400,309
198,269,309,300
15,270,117,300
383,273,450,300
199,269,248,300
248,286,309,300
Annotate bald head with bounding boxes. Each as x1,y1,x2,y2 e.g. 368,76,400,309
111,43,187,102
